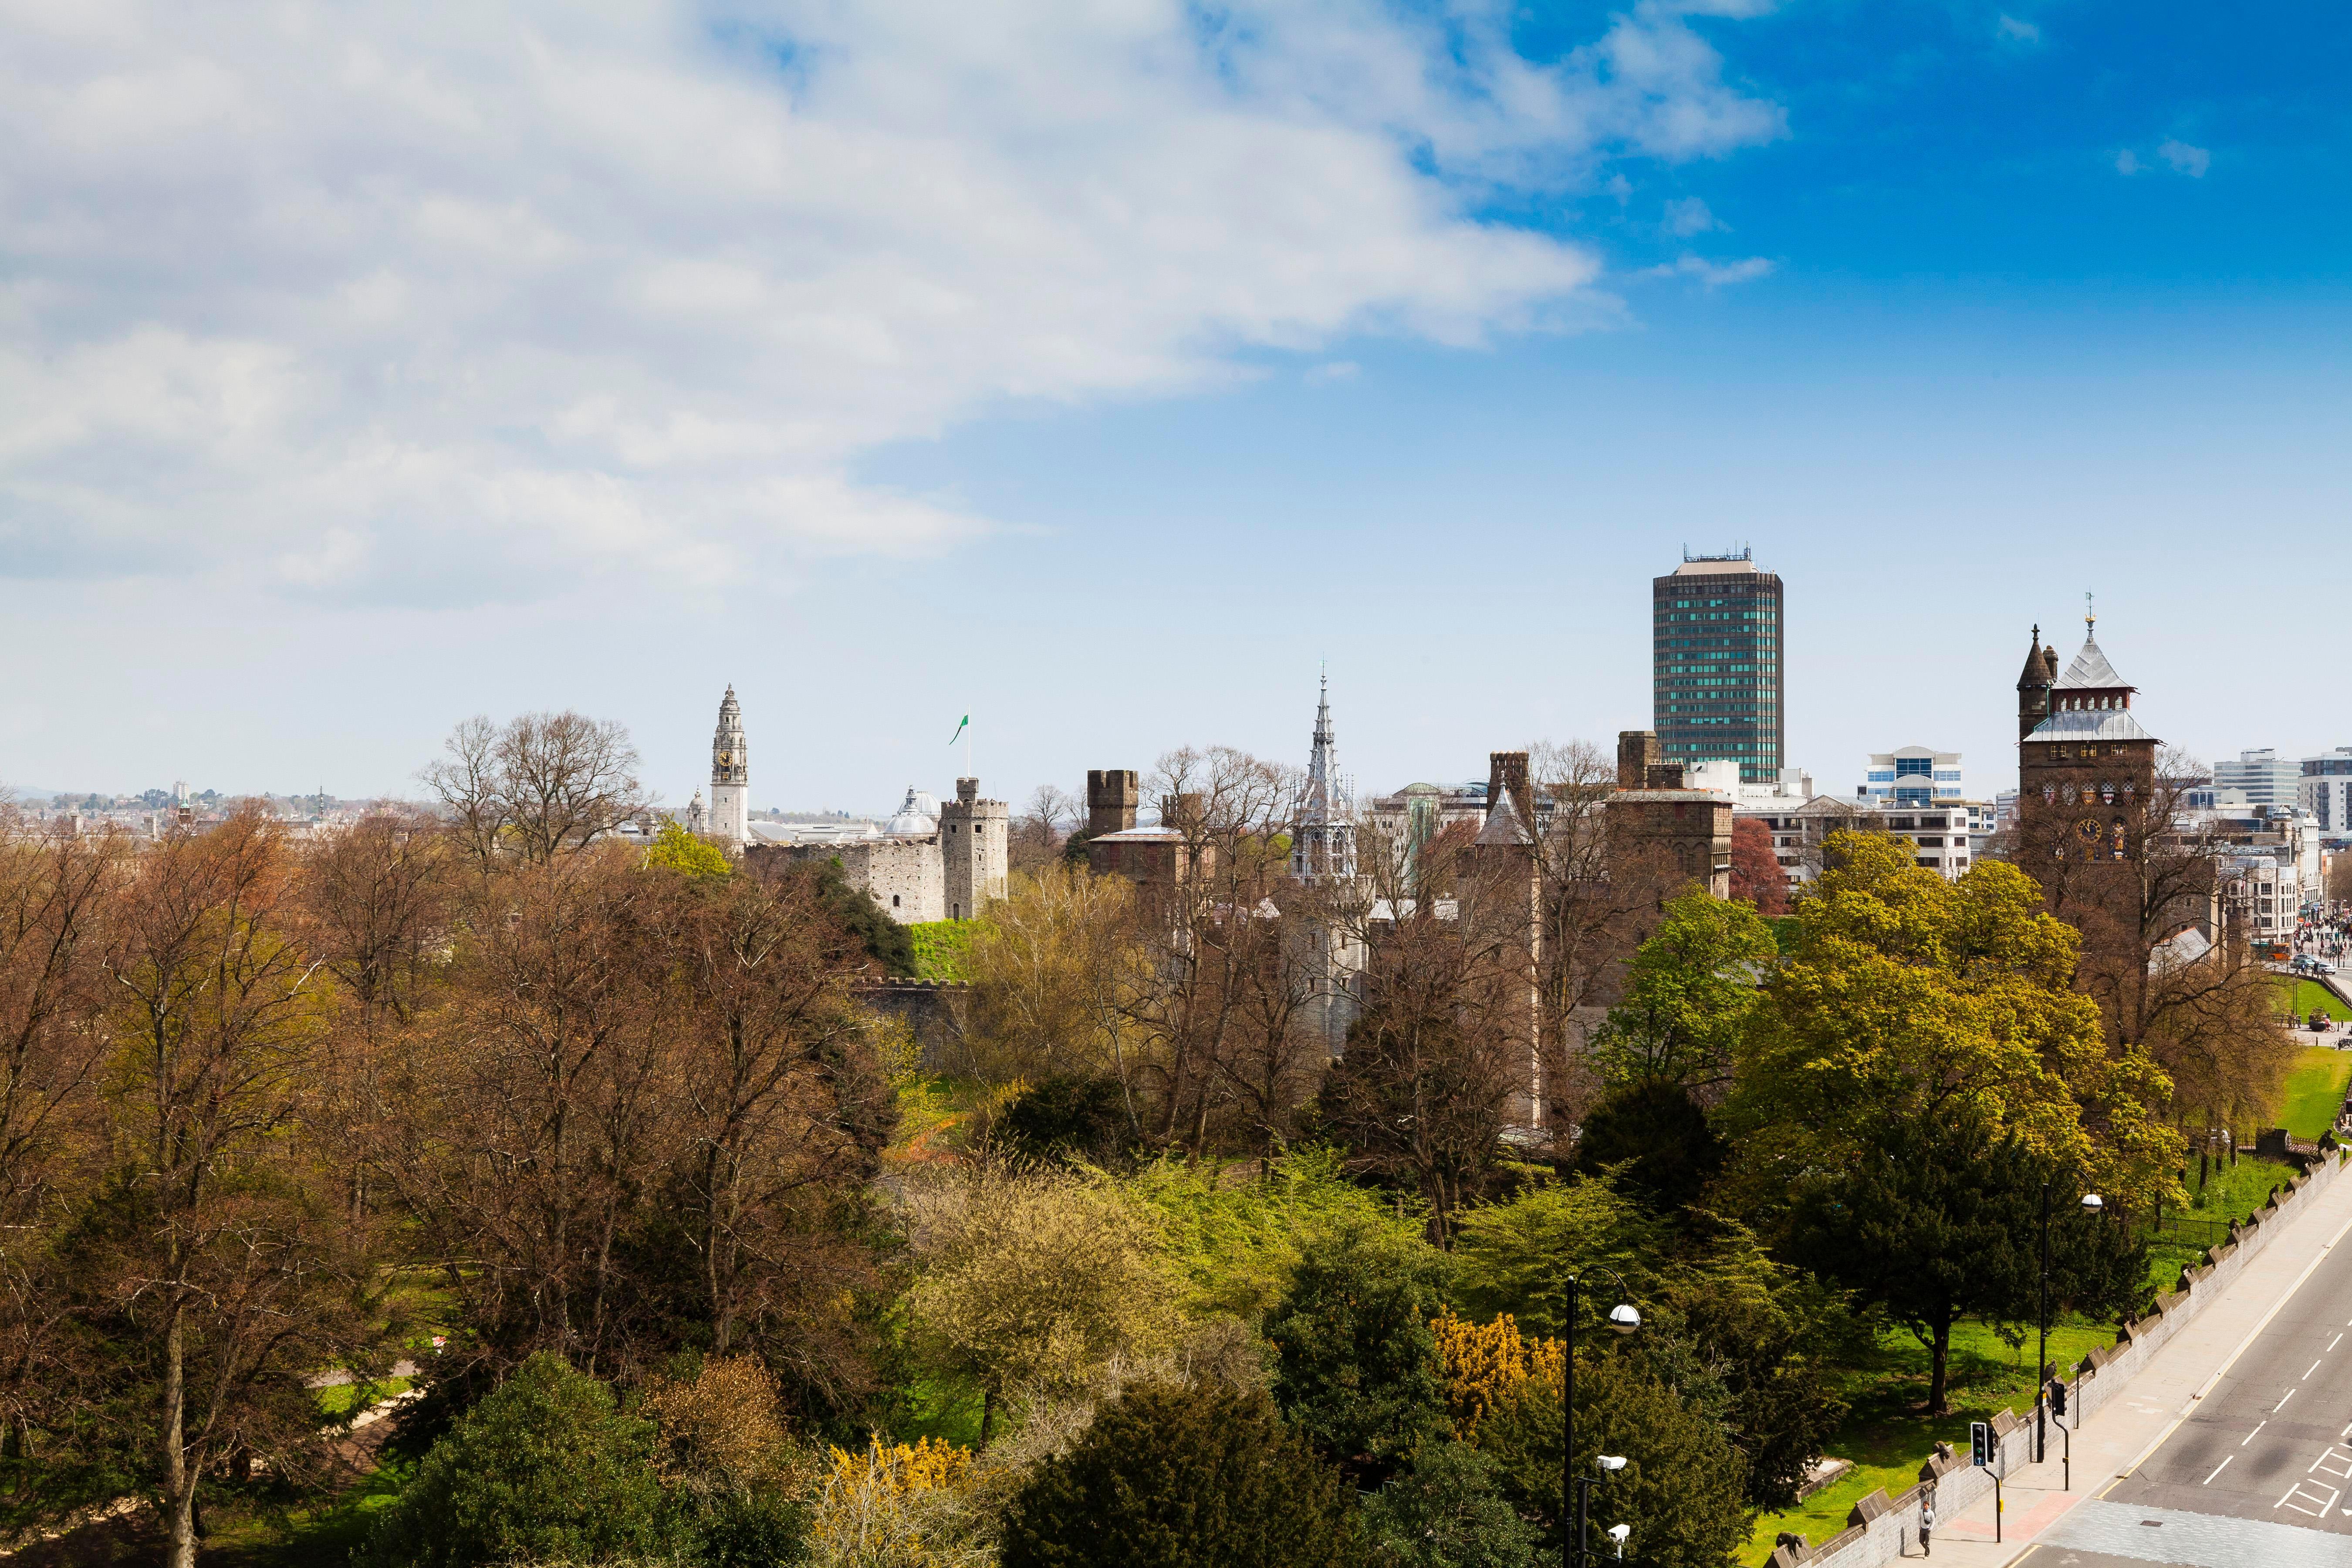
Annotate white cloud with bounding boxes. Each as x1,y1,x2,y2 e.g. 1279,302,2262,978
1995,15,2041,45
2115,149,2142,175
0,0,1788,605
1663,196,1721,235
1304,361,1361,385
2159,138,2212,178
1643,254,1774,288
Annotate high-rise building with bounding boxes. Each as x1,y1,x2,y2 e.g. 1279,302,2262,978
2302,748,2352,833
1652,550,1784,783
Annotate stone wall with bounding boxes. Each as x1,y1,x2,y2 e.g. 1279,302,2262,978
1766,1148,2350,1568
757,838,944,924
940,778,1009,922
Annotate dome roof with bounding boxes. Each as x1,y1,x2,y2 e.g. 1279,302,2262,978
884,787,939,837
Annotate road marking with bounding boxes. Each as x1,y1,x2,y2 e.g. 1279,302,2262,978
2245,1421,2268,1445
2332,1333,2344,1352
2207,1456,2235,1483
2278,1479,2340,1517
2276,1388,2299,1412
2105,1183,2352,1487
2308,1359,2326,1379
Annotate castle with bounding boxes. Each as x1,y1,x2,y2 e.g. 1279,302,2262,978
688,689,1010,923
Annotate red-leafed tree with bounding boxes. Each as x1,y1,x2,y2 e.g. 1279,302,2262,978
1727,817,1789,915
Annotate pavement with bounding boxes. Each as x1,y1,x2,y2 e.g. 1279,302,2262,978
1906,1159,2352,1568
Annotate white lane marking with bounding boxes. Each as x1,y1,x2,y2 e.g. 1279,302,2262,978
2279,1479,2340,1517
2307,1359,2326,1379
2276,1387,2299,1412
2332,1333,2345,1352
2315,1447,2352,1481
2245,1421,2268,1446
2106,1187,2352,1487
2208,1455,2235,1484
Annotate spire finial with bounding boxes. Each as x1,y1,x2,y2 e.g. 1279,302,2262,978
2084,591,2095,634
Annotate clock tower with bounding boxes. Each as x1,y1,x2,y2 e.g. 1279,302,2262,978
2016,608,2157,867
709,686,749,855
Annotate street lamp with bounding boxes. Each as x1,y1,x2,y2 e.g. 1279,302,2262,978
1562,1269,1639,1566
2037,1186,2104,1463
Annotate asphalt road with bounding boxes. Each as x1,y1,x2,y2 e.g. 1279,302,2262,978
2020,1220,2352,1566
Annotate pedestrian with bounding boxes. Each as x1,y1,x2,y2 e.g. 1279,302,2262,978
1919,1499,1934,1558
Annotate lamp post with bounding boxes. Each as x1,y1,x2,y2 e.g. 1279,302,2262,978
1562,1268,1640,1565
2037,1186,2103,1464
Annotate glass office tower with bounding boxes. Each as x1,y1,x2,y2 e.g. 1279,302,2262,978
1652,551,1784,784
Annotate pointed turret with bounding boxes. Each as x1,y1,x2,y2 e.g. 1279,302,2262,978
1291,669,1357,882
2016,625,2054,743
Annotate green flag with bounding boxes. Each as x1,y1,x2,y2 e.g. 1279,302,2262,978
948,714,969,746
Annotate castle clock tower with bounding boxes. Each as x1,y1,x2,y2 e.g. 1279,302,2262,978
709,686,748,855
2016,608,2157,866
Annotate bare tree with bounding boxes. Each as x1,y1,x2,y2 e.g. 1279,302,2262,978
301,805,452,1026
1010,784,1078,876
422,711,650,867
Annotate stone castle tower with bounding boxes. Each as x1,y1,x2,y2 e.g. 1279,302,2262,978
939,778,1007,920
2015,609,2158,865
709,686,748,855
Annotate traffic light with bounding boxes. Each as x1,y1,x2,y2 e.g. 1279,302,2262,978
1970,1421,1993,1467
2049,1380,2068,1417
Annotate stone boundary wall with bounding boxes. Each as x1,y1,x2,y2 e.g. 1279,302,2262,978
1766,1147,2350,1568
856,978,968,1071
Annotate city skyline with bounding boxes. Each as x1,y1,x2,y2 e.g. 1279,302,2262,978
4,3,2348,811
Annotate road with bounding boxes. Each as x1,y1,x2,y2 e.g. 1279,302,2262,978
2019,1217,2352,1567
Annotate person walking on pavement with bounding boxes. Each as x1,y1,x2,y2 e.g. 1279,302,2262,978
1918,1498,1934,1558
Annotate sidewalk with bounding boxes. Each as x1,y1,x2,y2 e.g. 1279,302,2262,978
1915,1163,2352,1565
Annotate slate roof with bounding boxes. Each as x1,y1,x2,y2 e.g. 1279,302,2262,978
1475,793,1530,847
2025,708,2157,743
2055,636,2127,690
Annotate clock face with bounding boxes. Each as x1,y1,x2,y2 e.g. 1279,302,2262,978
2075,818,2100,842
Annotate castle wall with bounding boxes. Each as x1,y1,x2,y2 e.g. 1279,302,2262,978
939,778,1009,922
760,838,944,924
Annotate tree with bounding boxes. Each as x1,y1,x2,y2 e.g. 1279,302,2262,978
1785,1110,2147,1415
1572,1078,1725,1213
1473,1350,1749,1568
808,858,916,977
1585,887,1776,1093
421,710,649,867
999,1381,1355,1568
1264,1223,1452,1484
1729,831,2182,1217
1728,816,1790,915
997,1075,1133,1168
298,804,451,1027
1359,1441,1546,1568
906,1168,1180,1444
79,812,383,1568
364,1352,668,1568
958,865,1148,1101
647,818,735,879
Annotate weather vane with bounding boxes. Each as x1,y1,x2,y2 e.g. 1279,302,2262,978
2084,590,2095,631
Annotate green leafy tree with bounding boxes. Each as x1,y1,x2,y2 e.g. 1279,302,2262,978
1360,1441,1546,1568
1572,1078,1726,1213
998,1074,1133,1168
1474,1352,1749,1568
1265,1223,1453,1483
1785,1109,2148,1415
999,1381,1356,1568
1730,832,2181,1213
812,858,917,976
647,818,734,879
1587,887,1776,1092
364,1352,669,1568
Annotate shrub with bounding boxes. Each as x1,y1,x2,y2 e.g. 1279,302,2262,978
1265,1223,1452,1482
1360,1441,1546,1568
363,1353,668,1568
997,1074,1132,1168
999,1382,1353,1568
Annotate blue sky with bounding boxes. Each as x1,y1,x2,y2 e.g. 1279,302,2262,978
2,1,2345,812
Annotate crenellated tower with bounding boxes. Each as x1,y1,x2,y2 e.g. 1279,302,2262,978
939,778,1008,920
709,686,748,855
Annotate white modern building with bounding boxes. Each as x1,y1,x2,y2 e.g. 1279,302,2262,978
2302,748,2352,838
1857,747,1963,806
2215,748,2303,808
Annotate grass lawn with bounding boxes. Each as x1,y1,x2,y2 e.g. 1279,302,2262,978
2281,977,2352,1024
313,1375,411,1420
2281,1048,2352,1140
201,1457,416,1567
1742,1316,2115,1560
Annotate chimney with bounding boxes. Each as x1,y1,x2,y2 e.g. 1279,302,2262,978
1086,769,1139,834
1617,730,1663,789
